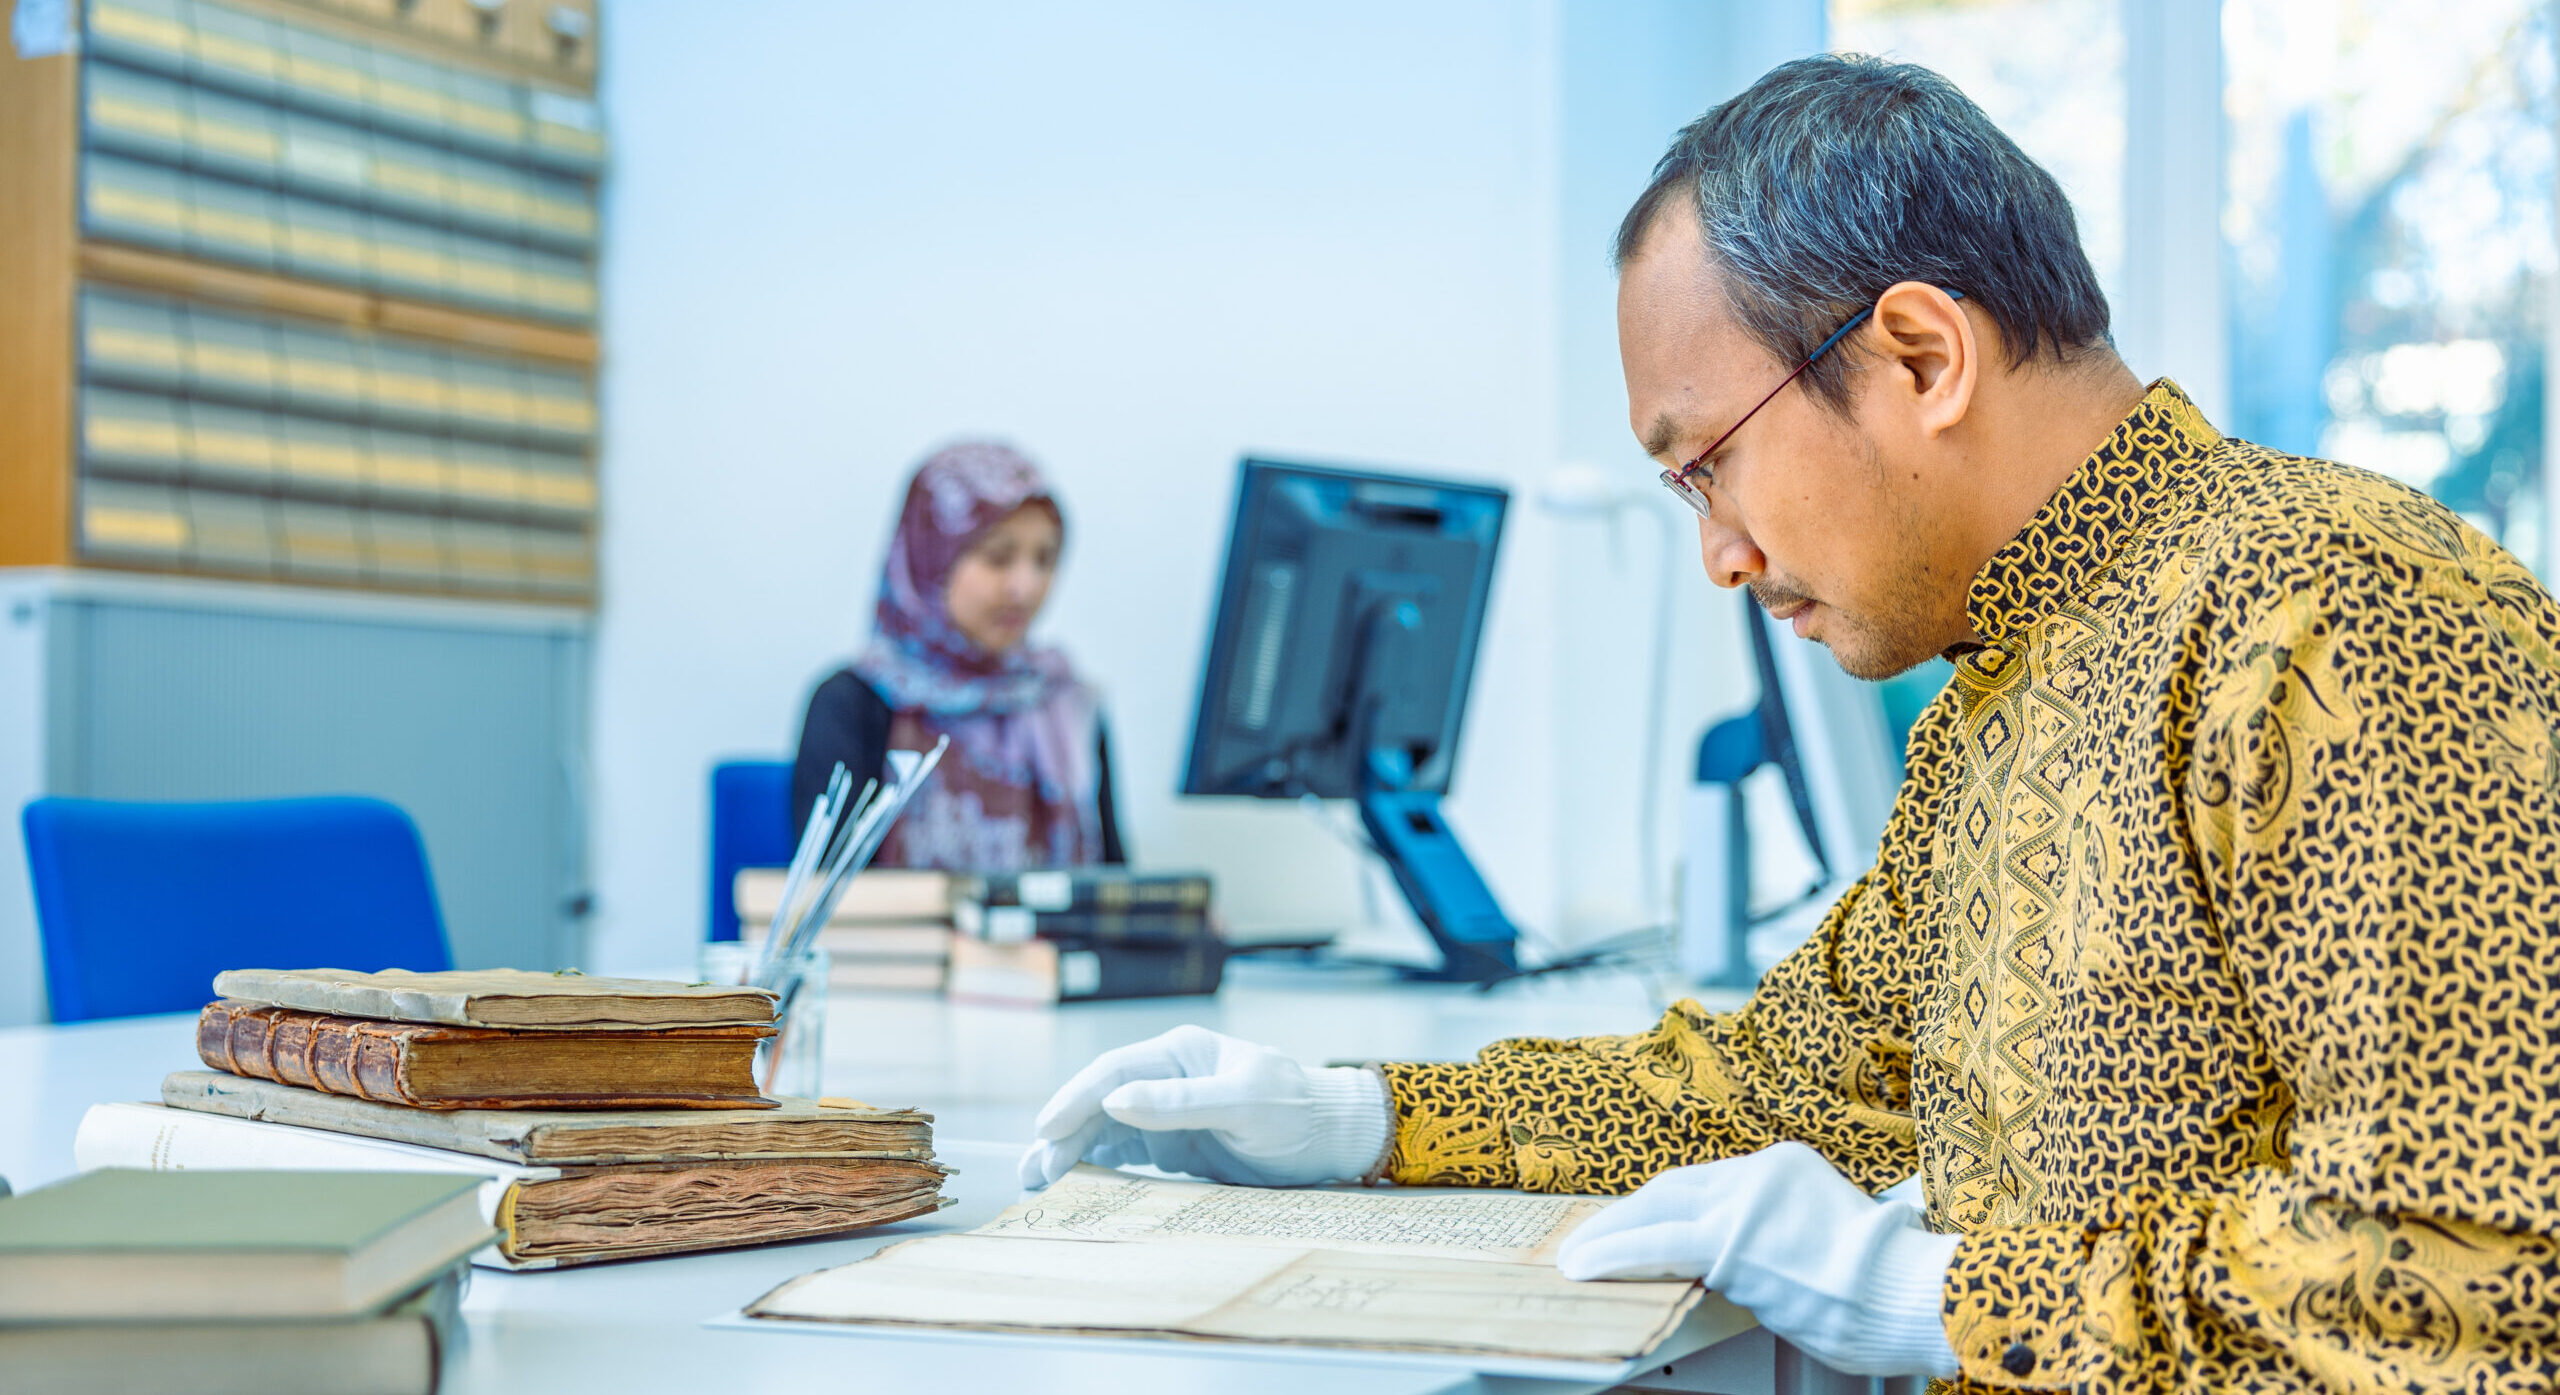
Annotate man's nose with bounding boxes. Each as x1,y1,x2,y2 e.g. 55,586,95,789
1697,515,1764,591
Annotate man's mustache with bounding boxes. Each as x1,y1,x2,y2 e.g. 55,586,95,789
1750,580,1814,615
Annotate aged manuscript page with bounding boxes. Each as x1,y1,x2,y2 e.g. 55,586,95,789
971,1164,1608,1264
744,1165,1701,1362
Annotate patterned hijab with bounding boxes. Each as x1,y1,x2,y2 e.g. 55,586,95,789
853,442,1104,870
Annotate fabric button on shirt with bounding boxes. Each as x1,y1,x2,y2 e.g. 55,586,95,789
2003,1342,2037,1377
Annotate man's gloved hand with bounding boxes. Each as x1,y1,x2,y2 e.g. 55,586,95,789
1556,1140,1961,1379
1017,1025,1391,1190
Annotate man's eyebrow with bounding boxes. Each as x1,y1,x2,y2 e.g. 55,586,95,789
1640,412,1684,462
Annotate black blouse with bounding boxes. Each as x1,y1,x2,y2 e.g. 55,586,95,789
788,669,1127,865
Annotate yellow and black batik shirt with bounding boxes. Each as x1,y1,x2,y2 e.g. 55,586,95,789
1382,382,2560,1392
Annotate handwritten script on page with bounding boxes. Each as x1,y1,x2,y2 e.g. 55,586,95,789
973,1164,1605,1265
747,1234,1703,1362
744,1165,1704,1363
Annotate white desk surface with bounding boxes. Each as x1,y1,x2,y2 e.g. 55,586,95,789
0,962,1757,1395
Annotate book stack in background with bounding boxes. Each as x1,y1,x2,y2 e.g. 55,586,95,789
76,967,950,1269
736,868,956,994
947,870,1227,1005
0,1169,488,1395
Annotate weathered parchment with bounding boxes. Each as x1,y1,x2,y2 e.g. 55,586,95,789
746,1233,1702,1363
972,1164,1605,1265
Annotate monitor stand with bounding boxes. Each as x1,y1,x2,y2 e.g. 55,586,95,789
1357,748,1518,982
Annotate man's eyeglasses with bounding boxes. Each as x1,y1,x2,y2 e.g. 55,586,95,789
1657,289,1967,522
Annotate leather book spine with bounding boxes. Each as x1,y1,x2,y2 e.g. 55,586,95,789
190,1007,777,1109
307,1013,361,1096
352,1021,411,1101
218,1002,302,1086
195,1000,242,1075
195,1002,421,1103
267,1008,323,1091
303,1016,410,1101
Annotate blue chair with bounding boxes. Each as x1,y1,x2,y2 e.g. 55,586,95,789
707,760,797,943
23,796,454,1023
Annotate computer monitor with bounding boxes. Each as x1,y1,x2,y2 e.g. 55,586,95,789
1180,458,1515,980
1678,597,1934,985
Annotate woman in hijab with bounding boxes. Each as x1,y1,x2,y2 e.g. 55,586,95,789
790,441,1125,870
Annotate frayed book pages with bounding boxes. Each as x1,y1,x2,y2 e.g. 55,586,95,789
77,1102,949,1270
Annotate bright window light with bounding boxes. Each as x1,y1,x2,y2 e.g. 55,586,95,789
2225,0,2556,555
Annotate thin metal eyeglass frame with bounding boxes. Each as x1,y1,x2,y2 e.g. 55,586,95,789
1658,289,1965,521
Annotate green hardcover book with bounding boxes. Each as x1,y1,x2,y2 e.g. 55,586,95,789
0,1170,492,1323
0,1267,461,1395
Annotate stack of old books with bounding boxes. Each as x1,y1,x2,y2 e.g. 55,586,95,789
946,869,1227,1004
737,868,955,993
0,1168,488,1394
75,967,949,1270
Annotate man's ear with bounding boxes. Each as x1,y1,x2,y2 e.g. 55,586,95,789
1867,281,1976,438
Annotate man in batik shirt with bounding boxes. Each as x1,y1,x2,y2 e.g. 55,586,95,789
1023,55,2560,1392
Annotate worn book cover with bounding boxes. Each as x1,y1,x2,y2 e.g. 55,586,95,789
744,1164,1704,1363
734,868,952,924
77,1103,954,1271
0,1266,461,1395
163,1069,934,1164
0,1168,489,1322
949,868,1213,914
953,903,1212,945
210,967,778,1030
198,1000,777,1109
742,922,952,960
946,934,1225,1005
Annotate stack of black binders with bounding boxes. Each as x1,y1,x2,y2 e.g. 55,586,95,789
945,869,1224,1004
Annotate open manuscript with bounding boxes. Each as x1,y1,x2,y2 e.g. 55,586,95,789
744,1164,1703,1363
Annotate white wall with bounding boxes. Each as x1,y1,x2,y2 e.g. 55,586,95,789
590,1,1570,970
1545,2,1826,937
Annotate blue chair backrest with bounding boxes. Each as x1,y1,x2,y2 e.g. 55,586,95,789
23,796,455,1023
708,760,797,943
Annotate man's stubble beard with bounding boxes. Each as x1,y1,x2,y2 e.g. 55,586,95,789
1790,436,1960,682
1821,597,1947,680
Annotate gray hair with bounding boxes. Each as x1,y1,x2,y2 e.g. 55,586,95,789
1615,54,2112,411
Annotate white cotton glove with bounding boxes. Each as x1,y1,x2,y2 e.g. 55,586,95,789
1017,1025,1391,1190
1556,1140,1961,1379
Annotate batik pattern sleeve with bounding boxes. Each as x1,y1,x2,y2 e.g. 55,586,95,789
1942,521,2560,1391
1377,700,1958,1197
